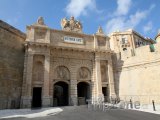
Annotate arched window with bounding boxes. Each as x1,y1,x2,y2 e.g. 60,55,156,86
123,48,127,51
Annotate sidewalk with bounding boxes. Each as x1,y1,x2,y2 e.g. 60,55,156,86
0,107,63,119
133,108,160,115
132,104,160,115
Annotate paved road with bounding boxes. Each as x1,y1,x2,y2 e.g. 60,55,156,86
2,106,160,120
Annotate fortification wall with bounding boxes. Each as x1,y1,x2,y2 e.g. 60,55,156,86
0,20,25,109
114,44,160,104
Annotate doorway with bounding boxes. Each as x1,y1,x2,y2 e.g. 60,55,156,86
32,87,42,108
77,82,90,105
102,87,108,102
53,81,69,106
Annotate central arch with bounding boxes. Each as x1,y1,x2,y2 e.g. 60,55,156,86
53,81,69,106
53,66,70,106
77,82,90,105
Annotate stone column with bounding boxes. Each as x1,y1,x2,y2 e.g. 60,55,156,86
91,61,96,103
105,37,110,50
95,54,103,100
94,35,98,49
70,79,77,106
21,53,33,108
131,34,136,56
42,54,51,107
108,58,116,101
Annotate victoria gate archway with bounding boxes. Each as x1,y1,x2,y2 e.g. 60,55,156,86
53,66,70,106
77,67,91,105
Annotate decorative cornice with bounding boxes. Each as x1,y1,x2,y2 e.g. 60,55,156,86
24,41,113,53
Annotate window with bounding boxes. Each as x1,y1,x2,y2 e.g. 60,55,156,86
121,37,128,44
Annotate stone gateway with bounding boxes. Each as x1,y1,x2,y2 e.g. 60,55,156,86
21,16,116,108
0,16,160,109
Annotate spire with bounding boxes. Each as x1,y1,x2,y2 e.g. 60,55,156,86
96,26,104,35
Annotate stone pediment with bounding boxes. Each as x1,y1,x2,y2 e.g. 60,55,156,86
61,16,82,33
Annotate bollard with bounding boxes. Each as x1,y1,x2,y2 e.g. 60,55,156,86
152,100,156,111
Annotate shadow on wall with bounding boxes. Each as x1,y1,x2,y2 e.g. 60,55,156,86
112,52,124,101
112,42,156,97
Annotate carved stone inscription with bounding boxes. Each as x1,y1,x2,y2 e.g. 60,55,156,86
64,36,83,44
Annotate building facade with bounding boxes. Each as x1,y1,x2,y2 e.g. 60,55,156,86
21,17,116,108
0,17,160,109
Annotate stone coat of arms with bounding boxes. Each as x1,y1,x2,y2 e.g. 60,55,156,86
61,16,82,33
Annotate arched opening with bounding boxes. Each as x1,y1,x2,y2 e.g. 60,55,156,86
123,48,127,51
77,82,90,105
53,81,69,106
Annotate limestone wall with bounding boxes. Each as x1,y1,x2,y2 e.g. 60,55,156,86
114,44,160,104
0,20,25,109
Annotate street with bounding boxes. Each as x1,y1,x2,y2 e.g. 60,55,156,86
1,106,160,120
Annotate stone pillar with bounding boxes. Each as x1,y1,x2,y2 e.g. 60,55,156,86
95,54,103,100
70,80,78,106
26,27,35,42
91,60,96,103
42,54,51,107
105,37,110,50
94,35,98,49
21,53,33,108
108,58,116,101
130,34,136,56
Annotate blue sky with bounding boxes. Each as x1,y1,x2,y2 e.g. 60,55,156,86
0,0,159,38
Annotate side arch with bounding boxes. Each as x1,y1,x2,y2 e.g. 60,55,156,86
53,81,69,106
77,81,91,105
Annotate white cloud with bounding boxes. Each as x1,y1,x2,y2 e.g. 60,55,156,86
127,10,148,27
143,21,153,33
115,0,132,16
65,0,96,18
105,2,155,34
106,10,149,33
